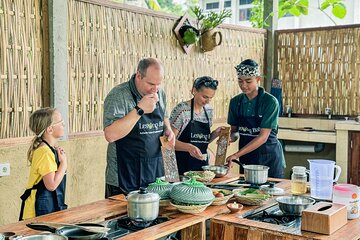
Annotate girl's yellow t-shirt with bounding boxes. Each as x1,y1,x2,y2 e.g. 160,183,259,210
23,145,57,219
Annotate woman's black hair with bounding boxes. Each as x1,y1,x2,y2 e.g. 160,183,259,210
193,76,218,90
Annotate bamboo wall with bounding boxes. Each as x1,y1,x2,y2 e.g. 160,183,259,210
276,26,360,116
0,0,44,138
67,0,266,133
0,0,266,139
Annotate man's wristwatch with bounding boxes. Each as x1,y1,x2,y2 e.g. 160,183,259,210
135,105,144,116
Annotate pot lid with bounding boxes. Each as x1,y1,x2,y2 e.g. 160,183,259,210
147,178,173,199
259,183,284,195
127,187,160,203
170,177,215,205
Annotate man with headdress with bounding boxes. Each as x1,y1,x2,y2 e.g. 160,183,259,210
226,59,285,178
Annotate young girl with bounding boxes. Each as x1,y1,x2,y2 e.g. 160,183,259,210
19,107,68,220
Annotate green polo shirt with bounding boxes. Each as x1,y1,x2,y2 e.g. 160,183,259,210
227,87,279,131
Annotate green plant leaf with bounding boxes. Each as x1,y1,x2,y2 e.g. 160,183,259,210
332,3,346,19
321,1,330,10
289,6,301,16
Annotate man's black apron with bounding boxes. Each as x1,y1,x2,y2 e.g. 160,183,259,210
237,93,284,178
115,88,165,194
175,98,211,175
19,140,67,220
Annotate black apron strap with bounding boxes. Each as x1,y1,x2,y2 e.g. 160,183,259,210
41,140,61,211
19,183,40,221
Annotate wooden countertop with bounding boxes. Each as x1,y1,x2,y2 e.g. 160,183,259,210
1,174,359,240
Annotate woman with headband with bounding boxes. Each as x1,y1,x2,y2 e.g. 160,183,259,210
226,59,285,178
170,76,225,175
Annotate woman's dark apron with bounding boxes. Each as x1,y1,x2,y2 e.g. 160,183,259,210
115,89,165,194
175,98,211,175
19,140,67,220
237,94,284,178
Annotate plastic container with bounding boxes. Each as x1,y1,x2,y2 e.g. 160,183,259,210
333,184,359,219
308,159,341,200
291,166,308,195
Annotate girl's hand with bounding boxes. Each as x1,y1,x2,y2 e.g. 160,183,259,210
225,153,238,167
56,147,68,169
188,145,204,160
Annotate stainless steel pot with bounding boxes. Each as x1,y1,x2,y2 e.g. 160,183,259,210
10,233,67,240
127,187,160,227
276,195,316,216
231,160,269,184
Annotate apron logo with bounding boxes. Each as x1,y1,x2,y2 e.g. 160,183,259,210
190,133,210,143
139,121,164,130
239,126,261,135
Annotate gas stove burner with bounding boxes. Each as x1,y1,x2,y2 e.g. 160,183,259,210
117,216,169,231
244,204,302,230
236,178,280,189
102,215,170,239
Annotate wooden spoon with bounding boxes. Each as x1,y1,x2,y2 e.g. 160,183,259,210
33,222,110,234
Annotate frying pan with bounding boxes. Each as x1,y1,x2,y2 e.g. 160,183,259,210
26,223,107,239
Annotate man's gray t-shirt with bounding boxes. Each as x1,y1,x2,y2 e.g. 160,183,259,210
103,74,167,187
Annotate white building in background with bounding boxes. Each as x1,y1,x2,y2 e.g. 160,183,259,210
199,0,360,29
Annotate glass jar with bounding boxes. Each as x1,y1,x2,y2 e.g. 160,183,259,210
291,166,308,195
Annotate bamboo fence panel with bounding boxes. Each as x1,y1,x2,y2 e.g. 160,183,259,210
0,0,43,139
67,0,266,133
277,26,360,115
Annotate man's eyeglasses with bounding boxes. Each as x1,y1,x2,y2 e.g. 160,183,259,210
193,76,219,89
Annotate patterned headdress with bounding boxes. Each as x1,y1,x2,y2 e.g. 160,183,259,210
235,59,260,77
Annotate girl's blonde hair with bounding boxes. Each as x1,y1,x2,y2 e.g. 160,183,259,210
27,107,56,164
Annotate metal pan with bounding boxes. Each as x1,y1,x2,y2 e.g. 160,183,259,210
26,223,107,239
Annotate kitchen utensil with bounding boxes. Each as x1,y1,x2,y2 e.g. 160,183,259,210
160,136,180,182
0,232,15,240
26,223,106,239
127,187,160,227
202,165,229,178
308,159,341,200
10,233,67,240
170,177,215,205
214,127,230,165
231,160,269,184
333,184,360,219
32,222,109,234
301,202,347,235
276,195,316,216
147,178,173,199
259,182,284,195
211,189,234,205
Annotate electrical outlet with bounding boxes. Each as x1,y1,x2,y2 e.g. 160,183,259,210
0,163,10,176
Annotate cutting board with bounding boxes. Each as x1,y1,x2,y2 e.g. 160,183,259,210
301,201,347,235
160,136,180,182
215,127,231,166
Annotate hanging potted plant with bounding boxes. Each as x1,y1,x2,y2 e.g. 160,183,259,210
191,6,232,52
178,24,200,45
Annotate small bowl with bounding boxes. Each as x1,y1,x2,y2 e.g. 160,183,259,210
202,165,229,178
226,202,243,213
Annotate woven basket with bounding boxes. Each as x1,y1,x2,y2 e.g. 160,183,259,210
232,189,270,206
184,171,215,183
159,199,171,207
211,189,234,206
170,202,211,214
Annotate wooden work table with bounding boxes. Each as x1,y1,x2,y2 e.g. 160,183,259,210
1,173,359,240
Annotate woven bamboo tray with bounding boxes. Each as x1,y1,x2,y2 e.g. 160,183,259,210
170,202,212,214
211,189,234,206
183,171,215,183
232,189,270,206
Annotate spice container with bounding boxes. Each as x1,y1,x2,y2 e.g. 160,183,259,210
333,184,359,219
291,166,308,195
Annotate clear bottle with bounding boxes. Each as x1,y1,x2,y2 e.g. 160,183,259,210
333,184,359,219
291,166,308,195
